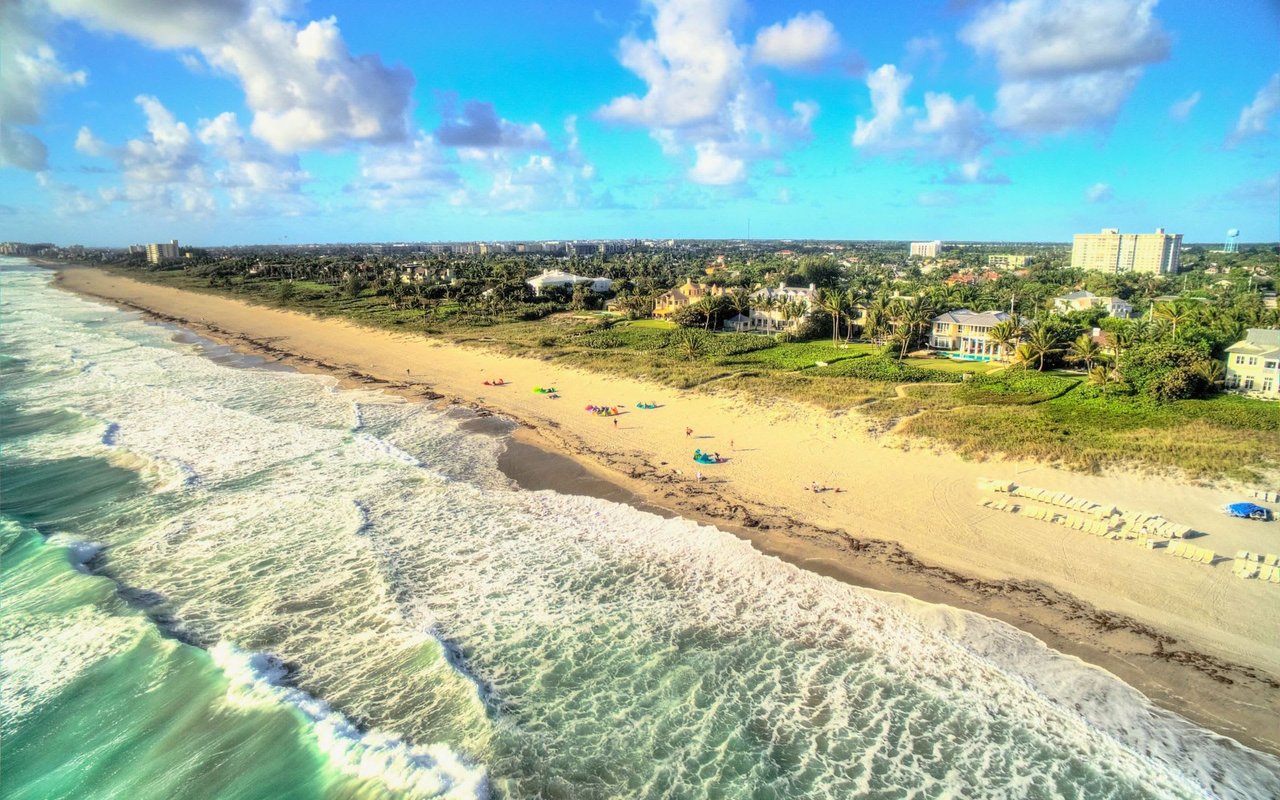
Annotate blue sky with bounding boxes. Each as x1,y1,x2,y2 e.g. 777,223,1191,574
1,0,1277,246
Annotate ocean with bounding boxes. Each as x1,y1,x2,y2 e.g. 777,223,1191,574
2,260,1277,800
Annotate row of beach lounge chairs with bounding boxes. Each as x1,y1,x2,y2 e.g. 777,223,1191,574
1232,551,1280,584
1166,542,1216,564
1249,489,1280,503
979,480,1197,539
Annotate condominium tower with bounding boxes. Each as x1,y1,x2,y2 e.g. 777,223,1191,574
145,239,180,265
1070,228,1182,274
910,240,942,258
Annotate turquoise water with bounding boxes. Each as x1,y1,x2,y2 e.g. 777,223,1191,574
2,260,1277,799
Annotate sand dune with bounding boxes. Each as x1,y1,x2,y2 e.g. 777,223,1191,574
56,266,1280,755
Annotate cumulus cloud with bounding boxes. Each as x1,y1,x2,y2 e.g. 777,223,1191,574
46,0,414,153
45,0,250,48
347,133,460,209
993,68,1140,133
434,98,548,149
853,64,995,181
202,6,414,152
597,0,819,185
74,96,316,217
0,3,87,170
752,11,840,71
1228,73,1280,147
961,0,1170,134
1085,182,1113,203
197,112,311,212
852,65,911,151
1168,90,1200,122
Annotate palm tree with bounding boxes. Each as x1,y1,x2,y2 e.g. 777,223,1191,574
1021,323,1063,371
1067,334,1103,373
818,288,846,346
1153,301,1191,339
728,289,752,327
1088,364,1113,397
1192,359,1225,391
988,319,1021,363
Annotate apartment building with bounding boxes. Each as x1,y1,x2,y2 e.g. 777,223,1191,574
145,240,180,265
1070,228,1182,274
910,240,942,258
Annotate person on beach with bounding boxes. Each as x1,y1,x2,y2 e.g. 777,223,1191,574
613,418,618,428
685,427,692,437
696,471,704,482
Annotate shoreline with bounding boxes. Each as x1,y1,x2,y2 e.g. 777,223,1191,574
49,264,1280,757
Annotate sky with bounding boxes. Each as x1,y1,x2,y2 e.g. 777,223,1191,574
1,0,1277,246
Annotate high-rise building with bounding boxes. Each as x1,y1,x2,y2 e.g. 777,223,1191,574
1070,228,1181,274
910,240,942,258
145,239,180,265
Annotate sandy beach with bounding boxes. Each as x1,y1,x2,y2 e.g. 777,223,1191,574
55,265,1280,755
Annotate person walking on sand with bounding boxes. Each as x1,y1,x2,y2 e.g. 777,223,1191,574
685,427,692,437
696,471,704,482
613,418,618,428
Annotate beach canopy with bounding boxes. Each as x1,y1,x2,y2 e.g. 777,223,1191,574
1225,502,1273,520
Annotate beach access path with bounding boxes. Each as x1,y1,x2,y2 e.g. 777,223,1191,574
56,266,1280,755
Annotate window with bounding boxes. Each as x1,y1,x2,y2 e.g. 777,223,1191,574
1235,355,1245,364
1247,357,1258,366
1266,361,1277,370
1264,378,1275,393
1244,377,1255,390
1227,375,1240,388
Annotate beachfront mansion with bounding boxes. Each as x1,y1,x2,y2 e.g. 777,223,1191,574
928,309,1019,361
1225,329,1280,400
725,282,820,333
653,278,729,320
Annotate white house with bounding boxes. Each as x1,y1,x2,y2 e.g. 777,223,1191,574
725,282,819,332
525,269,613,297
1052,290,1133,318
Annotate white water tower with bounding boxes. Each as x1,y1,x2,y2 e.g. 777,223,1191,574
1225,228,1239,253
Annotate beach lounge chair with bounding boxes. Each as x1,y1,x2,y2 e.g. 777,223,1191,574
1267,554,1279,567
1271,569,1280,584
1170,543,1186,557
1258,565,1273,581
1201,550,1216,564
1236,550,1251,561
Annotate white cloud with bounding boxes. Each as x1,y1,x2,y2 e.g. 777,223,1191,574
688,141,746,185
752,11,840,71
74,97,315,218
46,0,414,154
348,133,460,210
1085,182,1113,203
202,6,414,152
1228,73,1280,146
852,64,912,151
853,65,993,177
597,0,817,185
46,0,250,48
1168,90,1200,122
0,2,87,170
961,0,1170,134
914,92,987,158
197,112,311,212
993,68,1140,133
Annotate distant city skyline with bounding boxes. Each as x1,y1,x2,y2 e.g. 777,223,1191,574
1,0,1277,246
